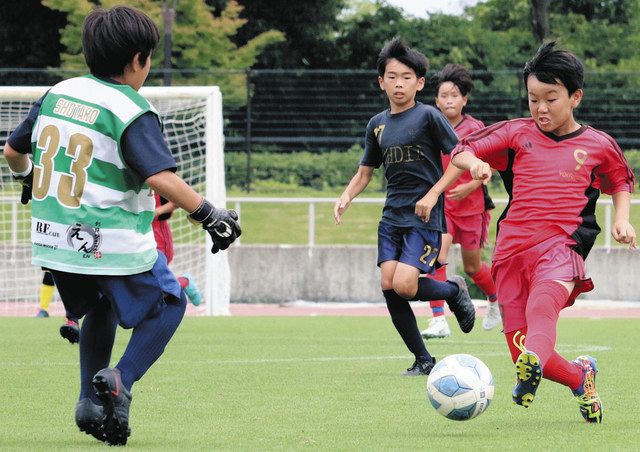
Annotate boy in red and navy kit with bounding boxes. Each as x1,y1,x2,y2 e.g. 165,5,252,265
421,64,500,340
452,42,636,423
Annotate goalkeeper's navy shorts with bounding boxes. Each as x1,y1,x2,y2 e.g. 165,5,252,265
49,250,184,328
376,221,441,275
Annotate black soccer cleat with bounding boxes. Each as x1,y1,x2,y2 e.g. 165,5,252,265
402,357,436,376
75,398,105,442
92,367,132,446
446,275,476,333
60,318,80,344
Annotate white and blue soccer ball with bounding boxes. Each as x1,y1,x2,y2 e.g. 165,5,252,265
426,354,494,421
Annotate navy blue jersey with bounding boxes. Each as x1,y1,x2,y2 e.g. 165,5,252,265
361,102,458,230
7,84,176,180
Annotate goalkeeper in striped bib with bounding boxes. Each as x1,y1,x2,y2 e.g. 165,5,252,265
3,5,240,446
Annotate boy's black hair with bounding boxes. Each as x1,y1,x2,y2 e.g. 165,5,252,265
433,64,474,96
376,37,428,78
523,41,584,95
82,6,160,77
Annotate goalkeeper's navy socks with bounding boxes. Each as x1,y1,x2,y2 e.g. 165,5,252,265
383,290,433,363
79,299,118,403
116,290,187,390
412,277,458,301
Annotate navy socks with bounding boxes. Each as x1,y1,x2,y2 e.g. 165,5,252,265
79,297,118,404
116,291,187,391
383,289,432,362
412,277,458,302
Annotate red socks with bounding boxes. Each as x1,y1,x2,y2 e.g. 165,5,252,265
540,351,583,389
503,281,583,390
428,266,447,315
505,328,527,363
524,281,568,365
470,264,497,300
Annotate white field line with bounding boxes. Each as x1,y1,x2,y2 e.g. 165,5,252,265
0,343,611,368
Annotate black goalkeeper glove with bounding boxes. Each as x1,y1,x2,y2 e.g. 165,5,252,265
12,162,34,205
189,199,242,253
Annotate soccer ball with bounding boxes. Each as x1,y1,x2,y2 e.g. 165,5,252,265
426,354,494,421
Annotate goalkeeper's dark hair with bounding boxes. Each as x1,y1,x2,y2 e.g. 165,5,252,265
523,41,584,95
82,6,159,77
433,64,474,96
377,37,429,78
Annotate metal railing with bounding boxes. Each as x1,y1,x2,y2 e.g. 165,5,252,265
2,195,636,250
228,197,640,249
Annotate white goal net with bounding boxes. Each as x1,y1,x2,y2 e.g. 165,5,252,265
0,85,230,316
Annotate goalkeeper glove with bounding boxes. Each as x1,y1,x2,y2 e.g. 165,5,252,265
189,199,241,253
11,160,34,205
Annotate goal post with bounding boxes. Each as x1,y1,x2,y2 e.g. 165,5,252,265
0,85,230,316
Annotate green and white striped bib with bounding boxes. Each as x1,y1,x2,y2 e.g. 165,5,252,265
29,75,159,275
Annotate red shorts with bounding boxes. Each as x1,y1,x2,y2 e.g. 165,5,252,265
152,219,174,264
492,234,593,334
444,211,490,250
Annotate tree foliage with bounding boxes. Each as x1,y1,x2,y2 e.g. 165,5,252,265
0,0,66,68
5,0,640,76
330,0,640,74
232,0,346,68
40,0,283,104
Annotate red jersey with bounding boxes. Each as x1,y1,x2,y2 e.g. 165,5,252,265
442,114,486,216
152,193,174,262
452,118,635,261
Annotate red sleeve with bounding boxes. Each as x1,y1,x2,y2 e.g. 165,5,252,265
451,120,513,171
592,131,635,194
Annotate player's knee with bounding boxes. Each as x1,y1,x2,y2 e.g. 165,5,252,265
463,263,481,276
380,275,394,290
118,304,161,329
392,279,416,299
118,317,137,329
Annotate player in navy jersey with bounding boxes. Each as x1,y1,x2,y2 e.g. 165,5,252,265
421,64,500,340
451,42,636,423
334,37,476,376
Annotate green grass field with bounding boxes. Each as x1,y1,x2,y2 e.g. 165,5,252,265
1,316,638,451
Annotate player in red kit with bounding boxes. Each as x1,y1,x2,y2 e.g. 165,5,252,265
451,42,636,423
421,64,499,340
153,194,202,306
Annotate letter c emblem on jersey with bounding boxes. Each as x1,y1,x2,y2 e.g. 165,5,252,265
573,149,588,171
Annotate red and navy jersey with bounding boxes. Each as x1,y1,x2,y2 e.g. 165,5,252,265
442,114,486,216
452,118,635,260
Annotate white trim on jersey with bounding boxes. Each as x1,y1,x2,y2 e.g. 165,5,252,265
50,77,144,124
31,217,157,254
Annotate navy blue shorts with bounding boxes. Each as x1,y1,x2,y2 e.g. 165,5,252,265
50,251,183,329
377,221,441,274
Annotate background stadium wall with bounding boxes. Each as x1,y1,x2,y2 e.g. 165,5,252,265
227,246,639,303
